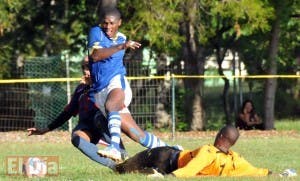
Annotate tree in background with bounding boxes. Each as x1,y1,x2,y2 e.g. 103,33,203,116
236,0,299,128
174,0,274,129
118,0,184,129
0,0,109,77
263,0,299,129
0,1,26,78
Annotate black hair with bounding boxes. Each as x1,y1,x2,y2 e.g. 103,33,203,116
81,57,89,73
98,7,122,24
102,7,121,19
241,99,255,113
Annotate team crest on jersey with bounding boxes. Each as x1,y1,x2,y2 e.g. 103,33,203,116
93,42,102,49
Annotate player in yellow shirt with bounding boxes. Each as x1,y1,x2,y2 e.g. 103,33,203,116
115,125,271,177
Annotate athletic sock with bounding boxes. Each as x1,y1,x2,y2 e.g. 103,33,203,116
71,135,115,169
108,111,121,150
140,131,167,148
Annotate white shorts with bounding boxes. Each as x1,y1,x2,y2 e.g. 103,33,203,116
94,74,132,117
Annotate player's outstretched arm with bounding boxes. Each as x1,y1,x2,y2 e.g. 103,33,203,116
27,127,50,136
90,40,141,62
27,110,73,136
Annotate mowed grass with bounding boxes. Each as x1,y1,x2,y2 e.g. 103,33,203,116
0,120,299,181
275,119,300,131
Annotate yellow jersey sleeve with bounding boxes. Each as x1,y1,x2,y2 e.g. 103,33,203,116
226,152,269,176
172,145,216,177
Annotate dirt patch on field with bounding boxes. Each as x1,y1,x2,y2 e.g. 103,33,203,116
0,130,298,144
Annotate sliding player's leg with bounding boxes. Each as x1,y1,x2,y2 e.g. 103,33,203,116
71,129,116,169
71,118,128,168
116,146,180,174
121,113,168,148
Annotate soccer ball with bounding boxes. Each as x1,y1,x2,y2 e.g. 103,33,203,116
279,168,297,177
23,157,47,178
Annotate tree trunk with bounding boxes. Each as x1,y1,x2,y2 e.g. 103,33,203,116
181,1,205,130
213,12,238,125
263,3,281,130
155,53,172,128
216,47,231,124
190,93,204,130
295,54,300,100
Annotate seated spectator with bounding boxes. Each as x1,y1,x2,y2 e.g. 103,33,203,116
235,99,264,130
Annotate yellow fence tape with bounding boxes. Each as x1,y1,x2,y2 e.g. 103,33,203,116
0,75,299,84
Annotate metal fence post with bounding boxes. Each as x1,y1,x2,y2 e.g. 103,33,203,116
171,74,176,141
64,52,72,132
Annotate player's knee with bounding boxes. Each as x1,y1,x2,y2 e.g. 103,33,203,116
105,99,124,112
71,135,80,148
105,105,122,112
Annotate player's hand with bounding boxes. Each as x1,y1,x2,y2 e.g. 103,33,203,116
27,127,49,136
124,40,141,50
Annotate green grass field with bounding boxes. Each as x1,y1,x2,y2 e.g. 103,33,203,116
1,121,299,181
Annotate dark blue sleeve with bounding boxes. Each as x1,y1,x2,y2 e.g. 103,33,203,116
47,84,85,130
64,84,86,115
47,111,73,131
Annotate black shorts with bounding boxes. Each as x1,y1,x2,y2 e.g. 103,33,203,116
72,111,125,150
72,121,105,144
116,146,180,174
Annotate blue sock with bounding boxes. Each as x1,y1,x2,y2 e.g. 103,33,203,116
140,131,167,148
71,135,115,169
108,111,121,150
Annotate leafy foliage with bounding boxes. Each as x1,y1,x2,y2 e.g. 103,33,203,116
119,0,184,55
213,0,274,33
0,0,25,35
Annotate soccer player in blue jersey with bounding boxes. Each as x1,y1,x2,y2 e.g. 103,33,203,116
88,8,171,162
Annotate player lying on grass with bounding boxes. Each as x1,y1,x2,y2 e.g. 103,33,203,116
27,59,178,169
116,125,272,177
